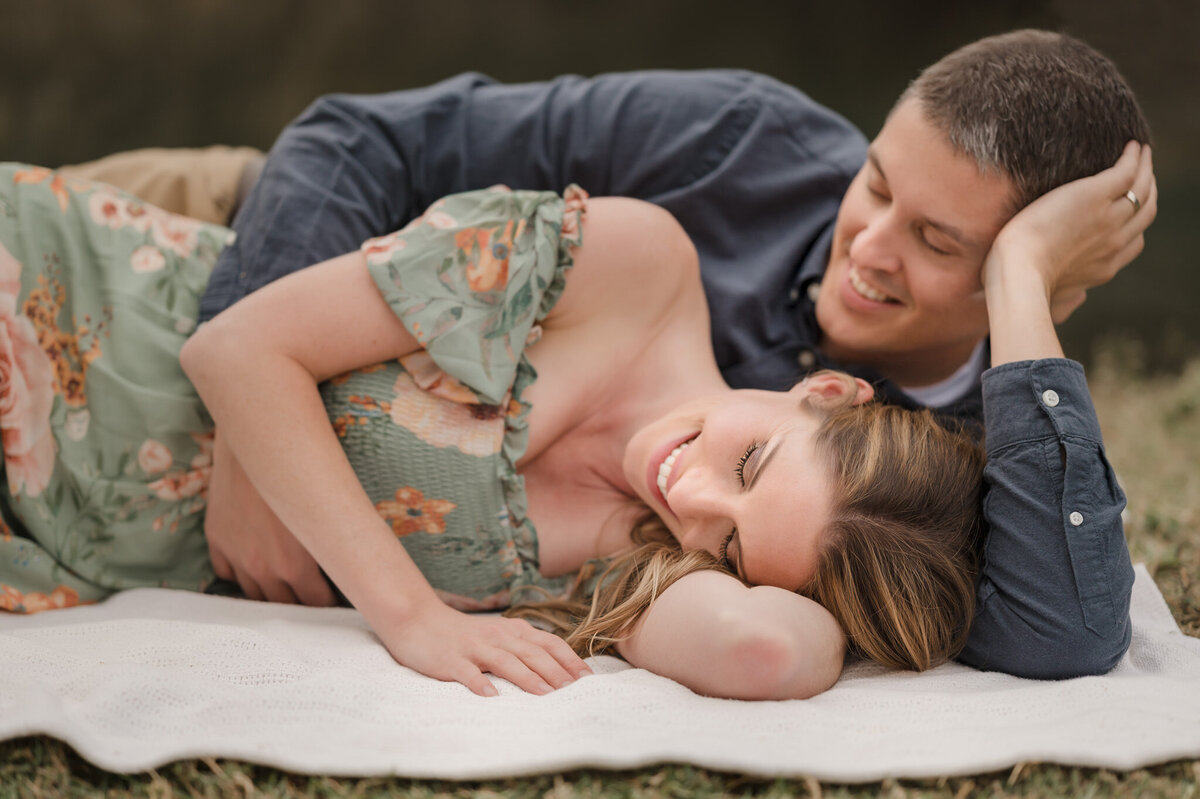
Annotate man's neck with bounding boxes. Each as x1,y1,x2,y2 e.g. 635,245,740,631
820,335,985,390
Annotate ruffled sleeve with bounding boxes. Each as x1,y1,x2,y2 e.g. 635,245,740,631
362,185,588,407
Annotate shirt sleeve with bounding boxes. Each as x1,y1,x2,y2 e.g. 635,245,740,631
199,69,835,323
959,358,1135,678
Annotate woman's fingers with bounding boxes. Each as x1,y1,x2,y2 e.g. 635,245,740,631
529,627,593,680
382,607,590,698
454,665,500,698
462,623,591,696
477,648,556,695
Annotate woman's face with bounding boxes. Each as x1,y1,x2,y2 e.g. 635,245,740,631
622,374,873,591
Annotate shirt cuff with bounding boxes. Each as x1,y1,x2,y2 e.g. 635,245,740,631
981,358,1104,452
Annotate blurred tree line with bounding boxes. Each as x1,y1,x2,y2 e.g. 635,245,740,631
2,0,1196,369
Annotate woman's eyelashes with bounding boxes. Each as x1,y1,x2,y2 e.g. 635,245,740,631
734,442,759,486
719,530,735,571
720,443,758,574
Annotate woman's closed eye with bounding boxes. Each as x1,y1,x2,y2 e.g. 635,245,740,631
735,442,760,486
719,530,737,573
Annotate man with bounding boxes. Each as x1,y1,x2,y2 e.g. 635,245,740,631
121,30,1155,680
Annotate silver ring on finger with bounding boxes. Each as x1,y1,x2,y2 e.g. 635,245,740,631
1124,189,1141,213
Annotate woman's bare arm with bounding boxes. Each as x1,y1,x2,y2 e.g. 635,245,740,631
181,250,589,696
616,570,846,700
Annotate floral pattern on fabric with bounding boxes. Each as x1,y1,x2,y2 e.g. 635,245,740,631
375,487,458,537
0,169,593,615
0,164,229,610
318,185,591,610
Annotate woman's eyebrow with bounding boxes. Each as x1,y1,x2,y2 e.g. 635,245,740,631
746,439,782,492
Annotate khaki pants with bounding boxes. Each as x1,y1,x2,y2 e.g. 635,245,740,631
59,146,265,226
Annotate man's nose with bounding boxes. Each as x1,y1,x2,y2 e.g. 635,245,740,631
849,210,903,272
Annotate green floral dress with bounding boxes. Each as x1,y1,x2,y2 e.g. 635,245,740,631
0,163,589,613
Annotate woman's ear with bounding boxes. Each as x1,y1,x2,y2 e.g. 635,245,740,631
850,377,875,406
801,372,875,405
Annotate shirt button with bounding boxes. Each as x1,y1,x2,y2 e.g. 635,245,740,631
788,286,801,303
1069,511,1084,526
797,349,817,369
1042,389,1060,407
807,282,822,303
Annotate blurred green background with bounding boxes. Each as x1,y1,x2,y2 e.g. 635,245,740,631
3,0,1196,371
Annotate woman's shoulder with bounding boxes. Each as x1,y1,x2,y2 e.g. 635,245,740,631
542,196,703,332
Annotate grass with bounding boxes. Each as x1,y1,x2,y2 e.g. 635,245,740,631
2,344,1198,798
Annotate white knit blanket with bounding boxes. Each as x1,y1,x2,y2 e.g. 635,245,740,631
2,564,1198,780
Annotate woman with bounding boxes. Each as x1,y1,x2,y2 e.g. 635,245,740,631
0,167,984,700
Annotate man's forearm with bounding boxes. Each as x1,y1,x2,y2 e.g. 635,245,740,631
962,359,1132,677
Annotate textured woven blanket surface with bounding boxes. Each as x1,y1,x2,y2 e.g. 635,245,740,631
2,565,1198,780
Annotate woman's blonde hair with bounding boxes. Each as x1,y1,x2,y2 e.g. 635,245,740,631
510,378,986,672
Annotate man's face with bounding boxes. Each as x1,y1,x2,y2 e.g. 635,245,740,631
816,99,1016,386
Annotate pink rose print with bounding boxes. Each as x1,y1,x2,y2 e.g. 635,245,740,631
150,218,199,258
130,245,166,274
389,373,504,457
424,210,458,229
190,430,215,469
138,439,173,474
0,243,57,497
88,189,131,228
148,467,210,502
398,351,480,405
362,231,408,265
560,185,589,246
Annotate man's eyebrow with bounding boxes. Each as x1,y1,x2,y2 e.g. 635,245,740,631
866,150,977,250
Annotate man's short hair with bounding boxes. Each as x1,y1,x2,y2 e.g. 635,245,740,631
901,29,1151,212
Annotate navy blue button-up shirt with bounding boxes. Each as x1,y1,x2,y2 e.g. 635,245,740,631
202,70,1133,678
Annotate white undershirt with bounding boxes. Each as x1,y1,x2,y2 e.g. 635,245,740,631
899,339,987,408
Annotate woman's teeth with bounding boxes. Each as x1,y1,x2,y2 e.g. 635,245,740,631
849,267,894,303
657,441,690,498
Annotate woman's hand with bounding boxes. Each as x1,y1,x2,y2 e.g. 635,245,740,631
373,600,593,697
984,141,1157,323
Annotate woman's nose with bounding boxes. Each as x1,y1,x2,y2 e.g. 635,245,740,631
668,471,731,555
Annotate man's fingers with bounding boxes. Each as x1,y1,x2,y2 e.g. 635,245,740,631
257,577,301,605
293,570,338,607
233,569,266,602
208,545,234,582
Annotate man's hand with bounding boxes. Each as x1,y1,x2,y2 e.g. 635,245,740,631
206,430,337,606
983,141,1156,366
987,141,1157,324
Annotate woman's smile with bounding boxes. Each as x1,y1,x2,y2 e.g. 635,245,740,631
645,432,698,514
